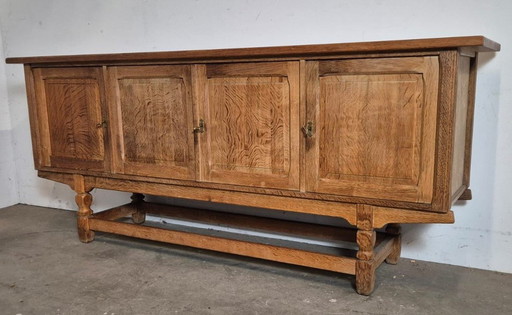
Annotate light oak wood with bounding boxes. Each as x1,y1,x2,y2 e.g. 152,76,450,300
451,56,471,199
108,65,196,180
24,65,43,169
198,62,300,189
384,224,401,265
91,203,134,221
38,167,437,211
90,175,360,224
6,36,499,65
306,57,439,203
374,236,397,266
356,230,376,261
88,218,358,275
38,170,457,229
37,171,360,224
73,174,94,243
431,51,459,212
299,60,307,192
460,55,480,201
355,204,376,295
32,67,108,171
458,188,473,201
138,202,360,244
11,51,467,68
12,37,499,295
86,200,397,295
372,206,455,228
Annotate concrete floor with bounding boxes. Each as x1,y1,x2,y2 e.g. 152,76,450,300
1,204,511,315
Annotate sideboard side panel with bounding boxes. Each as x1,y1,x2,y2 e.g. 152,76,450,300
450,55,472,200
432,51,459,212
24,65,43,169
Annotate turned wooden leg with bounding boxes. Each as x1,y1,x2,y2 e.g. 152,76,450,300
75,192,94,243
74,174,95,243
131,193,146,224
355,205,376,295
385,223,402,265
356,229,376,295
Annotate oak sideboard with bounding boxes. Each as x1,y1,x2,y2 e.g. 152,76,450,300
6,36,500,295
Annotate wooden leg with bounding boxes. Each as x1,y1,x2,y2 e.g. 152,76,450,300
385,223,402,265
354,205,377,295
131,193,146,224
75,191,95,243
74,174,94,243
355,229,376,295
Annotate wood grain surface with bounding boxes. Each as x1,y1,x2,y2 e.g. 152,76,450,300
73,174,95,243
431,51,459,212
199,62,300,189
32,67,107,171
108,65,195,179
88,218,358,275
14,37,501,295
306,56,439,204
451,56,471,197
6,36,500,64
355,204,376,295
384,224,402,264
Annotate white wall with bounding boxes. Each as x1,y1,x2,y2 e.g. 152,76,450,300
0,25,18,208
1,0,511,273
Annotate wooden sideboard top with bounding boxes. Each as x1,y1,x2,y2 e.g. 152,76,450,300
5,35,499,65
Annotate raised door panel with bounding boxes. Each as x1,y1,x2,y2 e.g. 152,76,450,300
108,65,195,180
306,57,439,203
33,67,107,171
198,62,300,190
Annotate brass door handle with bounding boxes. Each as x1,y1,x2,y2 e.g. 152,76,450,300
301,121,314,137
193,119,205,133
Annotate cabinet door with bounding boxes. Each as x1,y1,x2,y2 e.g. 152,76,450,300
305,57,439,203
33,67,107,171
108,65,195,180
197,62,300,190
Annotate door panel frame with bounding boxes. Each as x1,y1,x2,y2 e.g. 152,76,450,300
32,67,109,171
196,61,300,190
107,65,196,180
305,56,439,203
